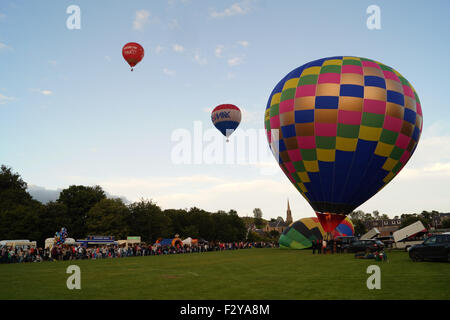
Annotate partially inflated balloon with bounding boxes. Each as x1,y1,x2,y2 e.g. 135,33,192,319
212,104,241,141
265,56,423,232
122,42,144,71
279,217,354,249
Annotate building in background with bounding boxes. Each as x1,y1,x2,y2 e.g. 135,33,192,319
264,200,293,234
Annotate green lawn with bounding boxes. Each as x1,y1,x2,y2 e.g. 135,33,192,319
0,249,449,300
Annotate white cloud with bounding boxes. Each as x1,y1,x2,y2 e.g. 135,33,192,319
237,40,249,47
163,68,176,76
0,42,12,51
239,107,257,123
210,1,253,18
30,88,53,96
228,56,244,66
0,93,14,105
155,45,165,54
194,51,207,65
133,10,156,31
215,45,225,58
173,44,185,52
105,56,111,62
97,175,306,218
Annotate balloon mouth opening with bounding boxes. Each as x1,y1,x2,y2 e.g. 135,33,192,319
315,212,347,233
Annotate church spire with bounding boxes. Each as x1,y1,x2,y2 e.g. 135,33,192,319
286,199,293,224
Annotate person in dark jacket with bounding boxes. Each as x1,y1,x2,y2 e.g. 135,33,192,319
317,239,322,254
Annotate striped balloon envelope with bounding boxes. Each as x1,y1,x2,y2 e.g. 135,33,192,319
211,104,241,141
279,217,354,249
265,56,423,232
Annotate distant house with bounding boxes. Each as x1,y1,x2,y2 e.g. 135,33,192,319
365,218,402,237
263,200,293,234
432,213,450,229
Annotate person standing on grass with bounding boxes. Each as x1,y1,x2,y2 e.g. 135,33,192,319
312,239,316,254
316,239,321,254
322,239,327,255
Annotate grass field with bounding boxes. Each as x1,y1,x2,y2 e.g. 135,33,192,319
0,249,449,300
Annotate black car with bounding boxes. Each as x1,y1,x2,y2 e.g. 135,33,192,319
409,234,450,262
334,236,358,246
343,239,384,253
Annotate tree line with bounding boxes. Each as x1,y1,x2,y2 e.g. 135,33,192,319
0,165,247,247
349,209,450,236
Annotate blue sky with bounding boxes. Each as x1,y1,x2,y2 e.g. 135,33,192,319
1,0,450,220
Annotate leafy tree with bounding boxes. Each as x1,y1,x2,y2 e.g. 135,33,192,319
57,185,106,239
130,200,172,243
37,201,70,243
269,230,280,239
349,210,365,221
400,214,430,229
0,165,44,244
0,204,43,241
86,198,130,239
253,208,264,228
442,219,450,229
0,165,34,209
247,231,263,242
372,210,380,220
352,219,367,236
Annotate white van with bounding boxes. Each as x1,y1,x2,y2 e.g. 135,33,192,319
0,240,37,249
361,228,380,240
393,221,427,251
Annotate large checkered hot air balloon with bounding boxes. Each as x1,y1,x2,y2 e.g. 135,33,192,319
212,104,242,142
279,217,354,250
265,56,423,236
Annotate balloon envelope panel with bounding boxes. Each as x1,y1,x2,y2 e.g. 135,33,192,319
279,217,354,249
265,57,423,217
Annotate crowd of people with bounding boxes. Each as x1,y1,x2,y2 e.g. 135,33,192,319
311,238,344,254
0,241,278,264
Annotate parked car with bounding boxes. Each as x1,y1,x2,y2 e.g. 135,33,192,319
377,236,395,248
334,236,358,246
409,234,450,262
343,239,384,253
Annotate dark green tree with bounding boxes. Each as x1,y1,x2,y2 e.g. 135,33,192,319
129,200,172,243
37,201,70,243
352,219,367,236
442,219,450,229
0,165,44,244
86,198,130,239
57,185,106,239
0,165,34,209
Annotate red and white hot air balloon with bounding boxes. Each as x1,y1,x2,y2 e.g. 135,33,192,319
122,42,144,71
